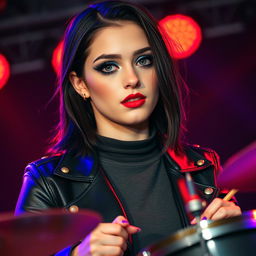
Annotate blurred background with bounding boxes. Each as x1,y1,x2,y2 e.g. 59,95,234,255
0,0,255,212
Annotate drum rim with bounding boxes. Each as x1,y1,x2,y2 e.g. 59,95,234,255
139,211,256,256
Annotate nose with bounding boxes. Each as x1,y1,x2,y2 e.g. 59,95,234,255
123,67,140,89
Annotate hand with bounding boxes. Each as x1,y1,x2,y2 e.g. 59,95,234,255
191,198,241,224
72,216,141,256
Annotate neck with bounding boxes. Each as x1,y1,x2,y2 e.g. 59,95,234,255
97,122,150,141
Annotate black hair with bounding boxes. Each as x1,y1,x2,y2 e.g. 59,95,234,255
48,0,187,156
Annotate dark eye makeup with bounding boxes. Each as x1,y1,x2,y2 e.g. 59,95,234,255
93,54,154,75
94,61,119,75
136,54,153,67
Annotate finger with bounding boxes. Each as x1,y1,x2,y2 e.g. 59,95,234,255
91,244,124,256
201,198,225,220
99,223,129,240
98,233,128,251
112,215,130,227
126,224,141,234
112,216,141,234
211,205,242,221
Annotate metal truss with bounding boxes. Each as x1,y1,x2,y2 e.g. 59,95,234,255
0,0,254,74
177,0,253,38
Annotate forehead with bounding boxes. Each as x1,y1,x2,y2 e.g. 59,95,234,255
86,21,150,58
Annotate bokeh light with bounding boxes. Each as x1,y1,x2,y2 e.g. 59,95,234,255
159,14,202,59
52,40,64,75
0,54,11,90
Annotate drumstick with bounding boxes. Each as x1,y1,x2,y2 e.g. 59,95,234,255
223,189,238,201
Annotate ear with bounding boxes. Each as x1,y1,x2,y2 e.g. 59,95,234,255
69,71,90,99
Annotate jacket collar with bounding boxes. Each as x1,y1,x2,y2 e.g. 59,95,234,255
53,153,98,181
52,145,213,180
166,146,212,172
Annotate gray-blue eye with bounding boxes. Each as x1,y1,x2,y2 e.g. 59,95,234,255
94,61,119,75
136,55,153,67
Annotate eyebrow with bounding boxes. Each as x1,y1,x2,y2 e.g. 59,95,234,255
93,46,151,63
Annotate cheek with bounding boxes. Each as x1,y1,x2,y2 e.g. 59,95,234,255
85,74,112,100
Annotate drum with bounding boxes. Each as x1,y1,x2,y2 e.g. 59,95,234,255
138,210,256,256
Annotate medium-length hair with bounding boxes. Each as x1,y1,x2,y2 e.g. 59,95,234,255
48,0,187,156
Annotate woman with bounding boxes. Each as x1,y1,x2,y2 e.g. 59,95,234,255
15,1,241,255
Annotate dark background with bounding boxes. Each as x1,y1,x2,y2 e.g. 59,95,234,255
0,0,255,212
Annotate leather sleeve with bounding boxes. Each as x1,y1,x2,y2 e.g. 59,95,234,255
15,163,56,215
15,164,80,256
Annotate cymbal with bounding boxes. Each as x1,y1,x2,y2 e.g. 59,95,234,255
0,209,101,256
217,141,256,191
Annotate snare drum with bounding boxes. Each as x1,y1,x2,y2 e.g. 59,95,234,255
138,210,256,256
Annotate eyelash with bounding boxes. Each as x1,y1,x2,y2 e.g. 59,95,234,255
94,61,119,75
94,54,154,75
136,55,153,67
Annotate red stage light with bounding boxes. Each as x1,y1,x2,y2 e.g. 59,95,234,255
0,0,7,12
0,54,10,90
52,40,64,75
159,14,202,59
253,210,256,220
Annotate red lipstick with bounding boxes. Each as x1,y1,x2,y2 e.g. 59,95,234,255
121,93,146,108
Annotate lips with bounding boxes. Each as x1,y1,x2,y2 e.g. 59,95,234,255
121,93,146,108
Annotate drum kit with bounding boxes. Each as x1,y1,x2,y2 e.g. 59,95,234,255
139,141,256,256
0,142,255,255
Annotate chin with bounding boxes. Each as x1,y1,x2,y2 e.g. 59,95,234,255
122,117,149,128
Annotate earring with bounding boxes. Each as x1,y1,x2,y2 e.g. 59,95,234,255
83,93,87,101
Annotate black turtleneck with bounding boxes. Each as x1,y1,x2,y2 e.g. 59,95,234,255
96,132,183,254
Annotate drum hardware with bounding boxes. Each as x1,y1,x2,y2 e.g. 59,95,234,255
184,172,212,256
139,141,256,256
138,211,256,256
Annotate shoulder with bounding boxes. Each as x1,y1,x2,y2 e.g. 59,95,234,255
24,154,64,178
188,144,220,160
185,144,221,170
27,154,63,169
187,144,218,153
166,143,221,172
24,152,98,181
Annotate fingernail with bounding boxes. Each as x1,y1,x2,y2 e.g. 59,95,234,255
201,216,208,220
121,220,129,224
136,228,141,233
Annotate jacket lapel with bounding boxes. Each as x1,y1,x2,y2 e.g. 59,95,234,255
53,153,98,182
167,146,213,172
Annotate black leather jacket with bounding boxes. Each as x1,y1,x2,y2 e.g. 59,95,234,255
15,145,222,255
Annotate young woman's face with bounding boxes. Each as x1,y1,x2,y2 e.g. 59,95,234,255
72,21,159,139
